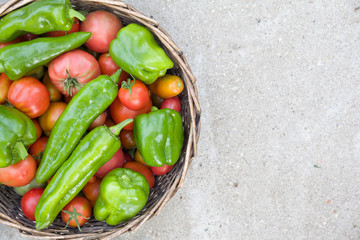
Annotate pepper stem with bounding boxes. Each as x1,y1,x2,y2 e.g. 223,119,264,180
13,141,28,161
68,9,86,22
109,119,133,135
150,106,159,112
110,69,122,85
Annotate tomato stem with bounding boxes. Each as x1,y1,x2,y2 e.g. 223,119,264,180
64,69,83,96
68,9,86,22
121,79,135,99
62,207,89,231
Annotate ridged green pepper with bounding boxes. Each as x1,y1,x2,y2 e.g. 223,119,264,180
109,23,173,85
133,107,184,167
94,168,149,225
35,119,133,230
0,0,85,43
0,32,91,80
0,105,36,168
35,70,122,184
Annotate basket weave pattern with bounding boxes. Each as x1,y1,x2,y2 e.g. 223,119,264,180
0,0,201,239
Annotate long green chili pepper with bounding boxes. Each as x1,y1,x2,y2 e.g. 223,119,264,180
35,70,122,184
0,0,85,43
0,32,91,80
35,119,133,230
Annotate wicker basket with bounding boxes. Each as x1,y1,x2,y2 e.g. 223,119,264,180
0,0,201,239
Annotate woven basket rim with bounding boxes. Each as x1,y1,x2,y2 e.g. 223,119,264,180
0,0,201,239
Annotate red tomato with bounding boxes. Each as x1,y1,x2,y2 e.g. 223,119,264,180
82,176,101,206
0,155,37,187
160,96,181,113
42,72,62,102
0,36,23,50
48,49,101,96
61,196,91,229
47,18,80,37
80,11,122,53
151,164,174,176
120,130,136,149
98,52,119,75
110,97,152,130
123,152,133,165
7,77,50,118
29,136,48,165
21,188,44,221
89,112,106,130
21,33,38,41
0,73,12,104
95,148,124,179
104,118,115,127
124,161,155,188
87,175,96,184
119,79,150,110
31,119,43,140
39,102,67,136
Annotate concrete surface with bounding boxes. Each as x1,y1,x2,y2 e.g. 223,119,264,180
1,0,360,239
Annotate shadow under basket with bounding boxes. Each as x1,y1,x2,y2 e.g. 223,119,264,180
0,0,201,239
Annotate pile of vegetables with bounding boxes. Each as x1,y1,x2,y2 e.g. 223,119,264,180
0,0,185,231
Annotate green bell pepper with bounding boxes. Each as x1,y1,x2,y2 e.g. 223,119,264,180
0,105,37,168
0,0,85,43
94,168,149,225
35,70,122,184
35,119,133,230
133,107,184,167
0,32,91,80
109,23,174,84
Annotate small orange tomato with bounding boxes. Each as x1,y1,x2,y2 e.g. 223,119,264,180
0,73,12,104
82,176,101,206
134,149,151,168
43,72,62,102
39,102,67,136
148,74,184,99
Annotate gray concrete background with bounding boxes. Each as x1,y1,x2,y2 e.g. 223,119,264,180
1,0,360,239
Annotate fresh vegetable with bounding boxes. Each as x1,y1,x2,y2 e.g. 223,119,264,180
13,179,46,196
123,152,134,165
124,161,155,188
0,73,12,104
43,72,62,102
82,176,101,206
119,79,150,111
0,32,91,80
0,155,37,187
24,66,45,80
0,105,37,167
148,74,184,99
120,129,136,149
150,93,163,108
109,23,173,84
95,148,124,179
47,18,80,37
39,102,67,136
0,0,85,43
29,136,49,165
31,119,43,140
110,97,152,131
35,119,132,230
151,164,174,176
133,107,184,167
36,70,122,184
0,36,23,50
61,196,91,230
134,149,151,168
80,10,122,53
21,188,44,221
7,77,50,118
94,168,149,225
160,96,181,113
48,49,101,96
98,52,120,76
89,112,106,130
